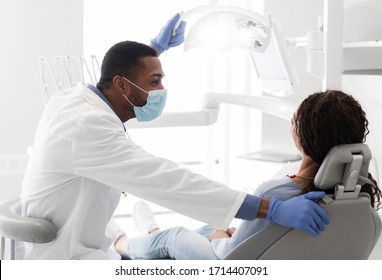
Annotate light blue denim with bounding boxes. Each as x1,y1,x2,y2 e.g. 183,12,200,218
127,176,303,259
127,225,219,259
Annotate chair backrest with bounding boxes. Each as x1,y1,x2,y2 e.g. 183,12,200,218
0,198,57,260
225,143,382,260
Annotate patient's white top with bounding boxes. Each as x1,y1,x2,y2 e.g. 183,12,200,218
211,176,303,259
19,83,246,259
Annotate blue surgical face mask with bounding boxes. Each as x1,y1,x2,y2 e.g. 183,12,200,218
122,77,167,122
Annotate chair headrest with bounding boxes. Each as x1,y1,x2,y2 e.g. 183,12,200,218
314,144,371,190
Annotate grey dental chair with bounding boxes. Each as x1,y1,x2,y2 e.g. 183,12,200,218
225,143,382,260
0,198,57,260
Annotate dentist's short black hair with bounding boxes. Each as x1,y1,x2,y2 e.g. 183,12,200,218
97,40,157,91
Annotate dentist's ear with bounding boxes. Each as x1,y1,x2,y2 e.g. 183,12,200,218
113,76,129,93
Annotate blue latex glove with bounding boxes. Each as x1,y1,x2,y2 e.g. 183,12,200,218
267,191,330,236
151,13,187,53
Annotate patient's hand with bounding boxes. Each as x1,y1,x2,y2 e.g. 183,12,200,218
209,227,236,241
114,234,129,254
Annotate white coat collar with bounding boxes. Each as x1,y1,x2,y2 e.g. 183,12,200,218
78,83,126,131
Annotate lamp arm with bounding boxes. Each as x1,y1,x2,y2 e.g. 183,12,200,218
126,93,296,129
203,93,295,120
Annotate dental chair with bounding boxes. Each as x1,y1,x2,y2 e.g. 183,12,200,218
0,198,57,260
225,143,382,260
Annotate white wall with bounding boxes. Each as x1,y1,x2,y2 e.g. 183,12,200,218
261,0,323,154
342,0,382,182
2,0,380,198
343,75,382,182
0,0,83,156
83,0,266,188
0,0,83,201
263,0,382,182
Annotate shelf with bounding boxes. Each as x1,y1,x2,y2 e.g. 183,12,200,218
343,41,382,72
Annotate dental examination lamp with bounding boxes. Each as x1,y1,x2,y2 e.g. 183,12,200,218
173,5,272,52
127,5,297,129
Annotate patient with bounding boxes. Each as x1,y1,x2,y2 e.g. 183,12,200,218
115,90,382,259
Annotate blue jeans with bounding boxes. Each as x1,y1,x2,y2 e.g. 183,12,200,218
127,225,219,260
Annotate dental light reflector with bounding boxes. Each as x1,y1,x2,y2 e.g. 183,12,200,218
178,6,271,52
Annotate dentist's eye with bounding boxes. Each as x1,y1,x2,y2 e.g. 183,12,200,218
152,79,162,86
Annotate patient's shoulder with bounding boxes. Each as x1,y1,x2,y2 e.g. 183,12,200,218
254,176,303,200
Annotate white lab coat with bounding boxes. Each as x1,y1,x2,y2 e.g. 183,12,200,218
19,83,246,259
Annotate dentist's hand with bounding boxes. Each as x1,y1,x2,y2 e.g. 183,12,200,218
267,192,329,236
151,13,186,53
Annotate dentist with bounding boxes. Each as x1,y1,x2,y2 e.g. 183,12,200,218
20,14,328,259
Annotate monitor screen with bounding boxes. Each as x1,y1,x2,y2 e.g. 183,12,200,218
250,21,298,96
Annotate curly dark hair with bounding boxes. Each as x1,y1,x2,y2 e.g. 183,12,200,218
294,90,381,209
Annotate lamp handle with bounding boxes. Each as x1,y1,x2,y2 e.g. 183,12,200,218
172,11,184,37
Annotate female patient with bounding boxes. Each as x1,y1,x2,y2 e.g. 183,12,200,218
115,90,382,259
